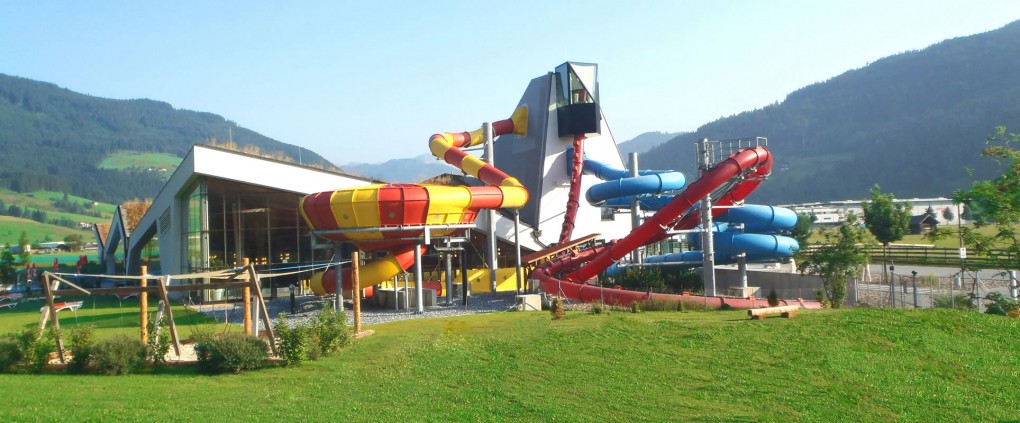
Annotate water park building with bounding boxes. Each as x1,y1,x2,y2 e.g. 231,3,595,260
95,62,820,310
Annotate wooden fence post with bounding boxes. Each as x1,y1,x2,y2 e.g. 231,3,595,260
242,258,252,336
352,251,361,334
140,265,148,345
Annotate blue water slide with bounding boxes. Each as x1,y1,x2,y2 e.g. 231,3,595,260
716,205,798,233
603,195,675,211
568,147,686,206
606,205,799,275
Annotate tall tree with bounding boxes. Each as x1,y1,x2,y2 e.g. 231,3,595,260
796,213,873,308
862,185,911,301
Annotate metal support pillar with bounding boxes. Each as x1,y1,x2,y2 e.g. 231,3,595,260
445,241,454,306
333,245,344,311
697,139,717,297
911,270,919,308
889,265,896,307
514,210,523,294
1009,270,1018,300
413,242,424,314
629,153,641,263
484,121,498,292
461,248,469,309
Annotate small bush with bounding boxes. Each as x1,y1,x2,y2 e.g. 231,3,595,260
195,333,268,374
550,297,565,320
630,302,641,313
91,335,146,375
67,325,96,373
0,337,22,371
934,293,975,310
983,292,1020,316
767,289,780,307
16,329,54,373
311,304,353,355
275,313,312,366
638,297,682,312
591,301,607,315
146,318,172,369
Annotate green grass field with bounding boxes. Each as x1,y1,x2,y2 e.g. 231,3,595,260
1,303,1017,421
98,151,181,171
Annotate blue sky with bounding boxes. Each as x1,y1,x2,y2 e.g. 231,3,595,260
2,1,1020,164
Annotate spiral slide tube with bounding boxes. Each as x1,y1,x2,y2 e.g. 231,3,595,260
534,146,820,308
299,107,529,294
578,152,686,206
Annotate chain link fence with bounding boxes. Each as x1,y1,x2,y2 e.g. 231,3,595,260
853,270,1016,311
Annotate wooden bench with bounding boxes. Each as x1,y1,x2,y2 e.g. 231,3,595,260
748,305,800,320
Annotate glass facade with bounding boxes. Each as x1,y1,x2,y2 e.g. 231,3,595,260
183,176,333,301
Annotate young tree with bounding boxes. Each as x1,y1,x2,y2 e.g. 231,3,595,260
0,245,16,286
861,185,911,289
790,212,815,249
796,213,873,308
941,207,954,223
16,231,30,265
952,126,1020,273
64,234,85,251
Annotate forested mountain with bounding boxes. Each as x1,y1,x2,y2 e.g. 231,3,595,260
0,75,331,203
641,20,1020,204
618,131,682,155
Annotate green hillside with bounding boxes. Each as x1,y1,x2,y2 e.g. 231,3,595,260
0,308,1016,421
641,20,1020,204
0,75,333,204
0,189,114,246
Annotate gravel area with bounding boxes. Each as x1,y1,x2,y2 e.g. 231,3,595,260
190,291,523,330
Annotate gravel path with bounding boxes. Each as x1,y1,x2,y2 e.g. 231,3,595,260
190,291,522,330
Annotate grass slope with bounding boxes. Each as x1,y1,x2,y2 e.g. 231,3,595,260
0,189,115,246
98,151,181,172
1,307,1017,421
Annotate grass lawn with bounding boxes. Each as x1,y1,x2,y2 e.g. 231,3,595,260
0,296,234,340
1,305,1018,421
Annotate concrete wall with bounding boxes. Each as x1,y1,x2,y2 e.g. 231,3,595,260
713,268,824,301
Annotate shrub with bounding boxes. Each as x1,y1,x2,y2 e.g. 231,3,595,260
16,329,54,373
91,335,146,375
0,337,22,371
630,302,641,313
195,333,268,374
933,293,974,311
767,289,780,307
67,325,96,373
638,297,682,312
983,292,1020,316
146,317,172,369
275,313,312,366
550,297,565,320
591,301,607,315
311,304,353,355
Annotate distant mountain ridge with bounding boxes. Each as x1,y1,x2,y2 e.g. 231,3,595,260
617,131,683,155
0,75,332,203
640,20,1020,204
343,154,458,183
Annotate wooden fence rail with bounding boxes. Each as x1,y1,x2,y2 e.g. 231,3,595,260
860,245,1014,269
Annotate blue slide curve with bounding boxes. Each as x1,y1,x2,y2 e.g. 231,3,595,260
569,147,686,206
607,204,799,275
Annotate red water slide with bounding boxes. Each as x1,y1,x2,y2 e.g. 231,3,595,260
534,146,820,309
